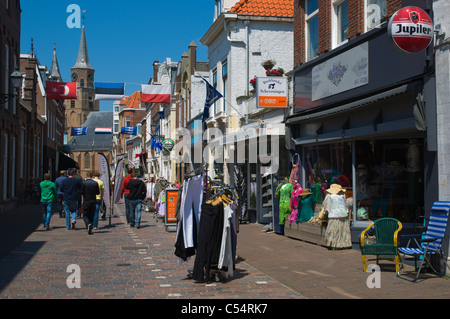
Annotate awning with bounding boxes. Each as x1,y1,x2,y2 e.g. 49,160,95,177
286,84,409,125
58,152,79,170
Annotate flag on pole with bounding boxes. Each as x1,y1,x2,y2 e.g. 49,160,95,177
46,81,77,100
71,127,87,136
95,127,113,134
97,153,111,208
121,126,137,135
94,82,125,100
202,78,223,123
114,158,124,203
141,84,171,103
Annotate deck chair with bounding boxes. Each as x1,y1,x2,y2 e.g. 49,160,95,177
360,218,403,273
397,201,450,282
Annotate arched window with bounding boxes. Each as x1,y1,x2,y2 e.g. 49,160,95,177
84,153,90,170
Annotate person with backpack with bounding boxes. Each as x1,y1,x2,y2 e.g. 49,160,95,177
126,170,146,228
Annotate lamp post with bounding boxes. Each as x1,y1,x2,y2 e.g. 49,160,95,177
0,66,23,104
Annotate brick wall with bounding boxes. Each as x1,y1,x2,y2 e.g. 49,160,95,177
294,0,403,68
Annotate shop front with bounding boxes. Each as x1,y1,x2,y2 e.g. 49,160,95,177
285,24,438,245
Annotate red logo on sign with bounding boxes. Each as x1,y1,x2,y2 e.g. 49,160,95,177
388,6,433,53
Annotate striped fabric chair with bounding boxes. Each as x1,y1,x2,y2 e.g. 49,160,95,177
397,201,450,282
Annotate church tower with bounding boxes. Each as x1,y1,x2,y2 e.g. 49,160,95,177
66,22,99,131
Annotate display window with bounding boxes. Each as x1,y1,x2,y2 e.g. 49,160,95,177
301,138,424,224
304,142,353,205
355,138,424,223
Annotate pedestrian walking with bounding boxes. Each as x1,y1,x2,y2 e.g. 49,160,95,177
55,170,67,218
81,171,100,235
92,171,105,229
74,169,83,219
120,166,133,225
39,173,57,230
61,168,82,230
126,170,146,228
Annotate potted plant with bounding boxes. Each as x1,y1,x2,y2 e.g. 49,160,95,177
249,76,257,88
262,59,276,70
266,67,285,76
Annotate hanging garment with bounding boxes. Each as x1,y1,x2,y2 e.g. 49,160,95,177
145,182,155,201
157,190,166,217
179,175,204,249
192,202,224,283
218,205,234,278
278,183,293,225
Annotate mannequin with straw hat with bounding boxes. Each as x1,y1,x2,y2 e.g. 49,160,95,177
323,184,352,249
296,188,315,223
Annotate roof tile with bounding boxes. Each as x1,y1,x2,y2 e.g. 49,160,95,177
229,0,293,17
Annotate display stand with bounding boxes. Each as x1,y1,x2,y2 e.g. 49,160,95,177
284,220,328,246
164,188,179,232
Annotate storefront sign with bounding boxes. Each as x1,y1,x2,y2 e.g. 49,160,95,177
165,189,179,226
257,77,288,108
162,138,175,152
312,42,369,101
388,6,433,53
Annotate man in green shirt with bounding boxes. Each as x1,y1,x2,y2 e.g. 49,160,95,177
40,173,57,230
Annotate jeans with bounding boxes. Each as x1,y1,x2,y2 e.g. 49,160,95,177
63,199,78,229
94,199,101,228
128,199,142,227
41,202,53,227
124,194,132,224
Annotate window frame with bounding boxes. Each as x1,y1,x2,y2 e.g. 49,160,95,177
305,0,319,61
331,0,349,49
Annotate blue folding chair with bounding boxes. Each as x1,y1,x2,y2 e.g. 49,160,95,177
397,201,450,282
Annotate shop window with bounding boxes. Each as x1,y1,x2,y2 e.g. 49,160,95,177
304,142,353,205
355,139,424,223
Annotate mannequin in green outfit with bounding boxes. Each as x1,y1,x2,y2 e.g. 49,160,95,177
297,189,315,223
278,182,293,226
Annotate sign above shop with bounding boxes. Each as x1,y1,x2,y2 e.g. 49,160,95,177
312,42,369,101
257,77,288,108
388,6,433,54
162,139,175,152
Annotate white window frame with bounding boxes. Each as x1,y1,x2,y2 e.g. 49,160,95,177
364,0,387,32
305,0,319,61
331,0,349,49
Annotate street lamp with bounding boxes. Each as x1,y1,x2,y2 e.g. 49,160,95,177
71,138,77,151
0,66,23,104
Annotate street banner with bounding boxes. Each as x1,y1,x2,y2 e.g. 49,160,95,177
46,81,77,100
95,127,113,134
141,84,171,103
94,82,125,100
71,127,87,136
121,126,137,135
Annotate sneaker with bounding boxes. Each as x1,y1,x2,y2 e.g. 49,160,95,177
136,225,140,229
45,226,51,231
88,224,93,235
71,221,76,229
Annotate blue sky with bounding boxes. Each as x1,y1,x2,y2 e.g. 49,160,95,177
20,0,214,111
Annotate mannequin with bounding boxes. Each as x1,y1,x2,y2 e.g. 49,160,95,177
296,188,315,223
289,182,303,224
323,184,352,249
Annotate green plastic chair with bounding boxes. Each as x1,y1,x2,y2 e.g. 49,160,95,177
360,217,403,273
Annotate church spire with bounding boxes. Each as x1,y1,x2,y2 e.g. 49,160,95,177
50,44,62,82
72,22,93,70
